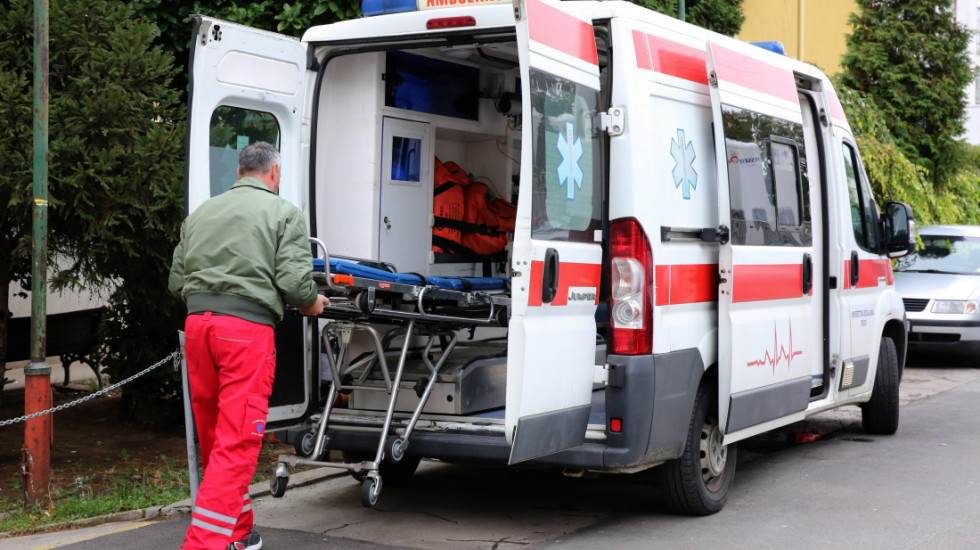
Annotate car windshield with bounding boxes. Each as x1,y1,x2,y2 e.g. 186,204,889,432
895,234,980,275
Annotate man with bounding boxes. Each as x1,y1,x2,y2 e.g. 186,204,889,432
169,142,329,550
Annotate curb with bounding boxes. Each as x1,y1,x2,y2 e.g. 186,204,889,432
3,467,345,537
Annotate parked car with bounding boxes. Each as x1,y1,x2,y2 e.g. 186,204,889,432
893,225,980,365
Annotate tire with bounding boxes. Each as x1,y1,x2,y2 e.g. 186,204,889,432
659,382,736,516
380,455,421,486
861,336,900,435
343,452,367,483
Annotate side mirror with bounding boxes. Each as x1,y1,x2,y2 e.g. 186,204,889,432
881,201,916,258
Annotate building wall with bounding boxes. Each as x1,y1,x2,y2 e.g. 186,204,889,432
738,0,855,75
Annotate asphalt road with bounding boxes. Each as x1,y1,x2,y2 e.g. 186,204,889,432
6,363,979,550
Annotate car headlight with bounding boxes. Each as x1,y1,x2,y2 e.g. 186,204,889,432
930,300,979,314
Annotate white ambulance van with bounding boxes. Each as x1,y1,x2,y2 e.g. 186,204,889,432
184,0,917,514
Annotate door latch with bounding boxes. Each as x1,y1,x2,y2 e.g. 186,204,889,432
703,225,730,245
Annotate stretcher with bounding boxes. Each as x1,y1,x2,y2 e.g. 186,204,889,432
271,238,511,507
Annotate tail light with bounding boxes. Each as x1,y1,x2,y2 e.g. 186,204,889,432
609,218,653,355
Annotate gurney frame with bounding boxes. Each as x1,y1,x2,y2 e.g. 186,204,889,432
271,238,509,507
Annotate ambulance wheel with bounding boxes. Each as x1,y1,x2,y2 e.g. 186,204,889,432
380,455,421,487
270,474,289,498
361,474,382,508
861,336,900,435
294,431,315,458
343,452,367,483
659,382,736,516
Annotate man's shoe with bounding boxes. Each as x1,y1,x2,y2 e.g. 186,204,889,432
228,530,262,550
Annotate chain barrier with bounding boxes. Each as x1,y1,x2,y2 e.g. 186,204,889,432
0,351,182,428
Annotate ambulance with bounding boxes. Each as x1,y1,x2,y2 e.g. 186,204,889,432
184,0,917,514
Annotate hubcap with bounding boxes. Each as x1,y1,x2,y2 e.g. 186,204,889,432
700,417,727,487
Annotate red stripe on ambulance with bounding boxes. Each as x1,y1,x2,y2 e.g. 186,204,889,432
825,86,848,126
527,0,598,66
632,31,708,85
844,258,894,289
732,264,807,303
527,261,601,307
655,264,718,305
709,44,799,105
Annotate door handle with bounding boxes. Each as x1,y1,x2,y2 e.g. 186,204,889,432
802,253,813,295
850,250,860,288
542,248,560,304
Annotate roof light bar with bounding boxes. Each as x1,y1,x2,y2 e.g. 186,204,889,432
362,0,510,17
362,0,418,17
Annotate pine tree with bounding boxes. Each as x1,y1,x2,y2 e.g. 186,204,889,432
840,0,974,185
0,0,186,421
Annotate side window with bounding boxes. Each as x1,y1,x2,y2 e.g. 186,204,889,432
841,142,878,251
722,106,811,246
209,106,281,197
528,69,602,241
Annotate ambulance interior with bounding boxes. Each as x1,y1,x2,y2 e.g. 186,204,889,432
308,32,612,427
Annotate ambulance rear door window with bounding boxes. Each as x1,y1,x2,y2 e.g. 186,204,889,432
528,69,601,242
208,106,281,196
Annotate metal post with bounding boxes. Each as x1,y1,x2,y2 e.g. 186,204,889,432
678,0,685,22
24,0,50,507
179,332,200,506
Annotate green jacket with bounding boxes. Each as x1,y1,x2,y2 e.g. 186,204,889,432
168,176,318,327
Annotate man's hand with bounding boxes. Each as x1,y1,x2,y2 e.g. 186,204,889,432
299,294,330,316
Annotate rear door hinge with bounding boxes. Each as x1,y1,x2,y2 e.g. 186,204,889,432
600,106,625,137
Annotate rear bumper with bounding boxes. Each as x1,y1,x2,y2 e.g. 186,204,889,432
324,349,704,471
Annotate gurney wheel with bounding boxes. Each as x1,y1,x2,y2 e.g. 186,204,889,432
270,473,289,498
388,437,406,463
294,430,315,458
361,474,382,508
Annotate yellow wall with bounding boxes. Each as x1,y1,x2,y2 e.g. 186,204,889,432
738,0,856,75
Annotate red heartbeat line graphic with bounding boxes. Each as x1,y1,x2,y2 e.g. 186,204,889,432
746,319,804,373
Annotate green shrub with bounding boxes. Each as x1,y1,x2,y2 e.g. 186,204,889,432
836,81,980,227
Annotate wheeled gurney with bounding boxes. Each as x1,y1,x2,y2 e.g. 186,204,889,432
271,238,511,507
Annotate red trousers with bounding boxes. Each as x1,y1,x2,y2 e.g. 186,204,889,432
181,312,276,550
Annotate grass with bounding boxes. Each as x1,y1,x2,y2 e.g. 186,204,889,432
0,453,191,536
0,439,293,536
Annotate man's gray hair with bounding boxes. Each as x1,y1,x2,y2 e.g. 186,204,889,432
238,142,281,175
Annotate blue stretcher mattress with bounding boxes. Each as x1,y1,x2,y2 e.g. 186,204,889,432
313,258,507,292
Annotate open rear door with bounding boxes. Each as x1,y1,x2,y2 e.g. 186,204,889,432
506,0,603,464
186,16,314,427
706,42,814,443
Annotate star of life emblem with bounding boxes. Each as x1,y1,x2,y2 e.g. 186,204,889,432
556,120,584,201
670,129,698,200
